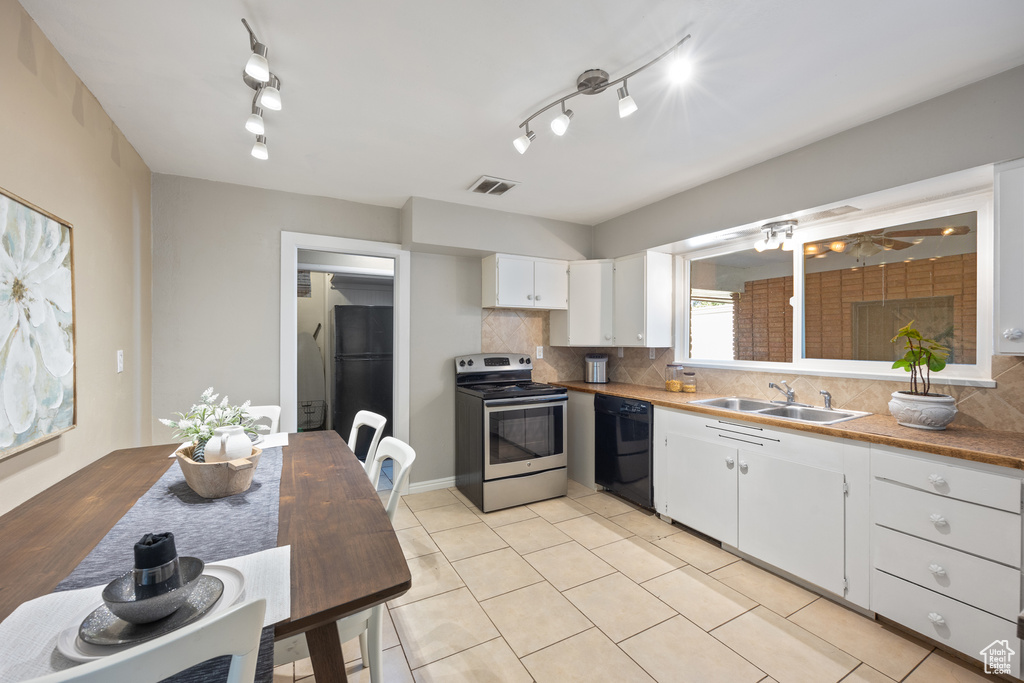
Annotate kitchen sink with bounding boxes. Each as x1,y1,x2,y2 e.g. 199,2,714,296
690,396,870,425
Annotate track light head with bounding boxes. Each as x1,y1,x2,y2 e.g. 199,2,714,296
259,75,282,111
617,84,637,118
551,105,574,136
667,56,693,84
251,135,268,160
245,104,265,135
241,19,271,82
513,128,536,154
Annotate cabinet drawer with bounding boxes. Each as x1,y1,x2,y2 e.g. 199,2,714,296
872,480,1021,567
873,525,1022,620
872,447,1021,513
872,569,1020,678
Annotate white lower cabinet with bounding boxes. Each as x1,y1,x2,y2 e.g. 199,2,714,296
654,407,863,602
870,445,1023,677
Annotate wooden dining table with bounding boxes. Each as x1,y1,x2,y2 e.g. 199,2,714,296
0,430,411,683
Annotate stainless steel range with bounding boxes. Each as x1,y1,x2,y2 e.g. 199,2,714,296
455,353,568,513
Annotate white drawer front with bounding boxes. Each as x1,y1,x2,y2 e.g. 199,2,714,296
872,569,1020,678
873,525,1022,620
872,447,1022,513
872,480,1021,567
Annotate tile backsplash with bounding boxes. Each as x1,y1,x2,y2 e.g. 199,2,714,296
481,309,1024,433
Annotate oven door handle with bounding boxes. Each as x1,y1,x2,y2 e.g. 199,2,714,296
483,395,568,407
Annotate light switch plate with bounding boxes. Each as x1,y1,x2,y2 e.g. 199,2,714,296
536,345,543,359
649,348,656,360
116,349,124,373
618,347,624,358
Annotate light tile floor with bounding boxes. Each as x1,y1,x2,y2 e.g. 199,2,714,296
274,480,996,683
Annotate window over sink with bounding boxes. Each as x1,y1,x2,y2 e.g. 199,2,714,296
679,188,993,385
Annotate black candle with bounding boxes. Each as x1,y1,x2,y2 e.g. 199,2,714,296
134,532,177,569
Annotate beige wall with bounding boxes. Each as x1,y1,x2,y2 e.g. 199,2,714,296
594,65,1024,257
0,0,152,514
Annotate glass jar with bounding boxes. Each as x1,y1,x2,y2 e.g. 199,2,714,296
666,363,686,392
682,371,697,393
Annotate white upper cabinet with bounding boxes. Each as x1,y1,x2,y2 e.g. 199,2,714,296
550,260,614,346
482,254,568,309
613,251,672,347
995,158,1024,354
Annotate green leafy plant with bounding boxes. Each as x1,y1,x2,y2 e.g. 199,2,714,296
160,387,269,444
891,321,949,396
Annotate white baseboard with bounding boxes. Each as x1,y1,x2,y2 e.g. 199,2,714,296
406,476,456,495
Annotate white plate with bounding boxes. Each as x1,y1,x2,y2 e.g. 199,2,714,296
56,564,245,663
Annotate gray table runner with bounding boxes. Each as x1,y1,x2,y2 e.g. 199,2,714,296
56,446,285,683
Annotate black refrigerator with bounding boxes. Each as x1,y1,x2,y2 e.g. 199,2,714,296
332,306,393,455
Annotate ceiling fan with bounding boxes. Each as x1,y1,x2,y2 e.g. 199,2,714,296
803,224,970,259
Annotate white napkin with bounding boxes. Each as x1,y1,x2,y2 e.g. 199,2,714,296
168,432,289,457
0,545,291,680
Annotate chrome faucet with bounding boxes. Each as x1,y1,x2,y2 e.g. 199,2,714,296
820,390,833,410
768,381,795,403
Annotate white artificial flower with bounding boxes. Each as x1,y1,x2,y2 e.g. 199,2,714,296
0,199,73,443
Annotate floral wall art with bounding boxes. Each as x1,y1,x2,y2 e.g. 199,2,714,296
0,188,75,458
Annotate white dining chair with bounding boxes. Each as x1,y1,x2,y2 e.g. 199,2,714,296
247,405,281,434
275,437,416,683
29,598,266,683
347,410,387,477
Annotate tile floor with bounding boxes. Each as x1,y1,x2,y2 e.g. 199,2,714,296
274,480,996,683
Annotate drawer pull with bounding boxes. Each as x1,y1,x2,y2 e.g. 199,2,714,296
928,474,947,487
928,563,947,577
927,612,946,626
725,457,735,468
929,513,948,528
739,461,748,473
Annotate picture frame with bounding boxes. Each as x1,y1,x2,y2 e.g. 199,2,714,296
0,186,76,459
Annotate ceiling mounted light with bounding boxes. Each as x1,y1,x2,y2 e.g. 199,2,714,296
259,75,283,111
756,220,797,253
667,56,693,84
242,19,270,82
513,127,536,154
551,103,574,136
617,82,638,118
251,135,268,160
829,240,848,253
245,102,265,135
511,33,691,154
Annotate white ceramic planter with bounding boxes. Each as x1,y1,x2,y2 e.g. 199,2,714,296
888,391,958,430
202,425,252,462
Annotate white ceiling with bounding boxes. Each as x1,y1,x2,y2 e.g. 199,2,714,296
21,0,1024,225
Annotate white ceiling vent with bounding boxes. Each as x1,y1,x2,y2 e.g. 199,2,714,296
469,175,520,196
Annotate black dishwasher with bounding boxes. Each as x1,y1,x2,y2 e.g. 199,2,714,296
594,393,653,509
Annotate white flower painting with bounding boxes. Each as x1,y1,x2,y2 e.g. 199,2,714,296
0,189,75,458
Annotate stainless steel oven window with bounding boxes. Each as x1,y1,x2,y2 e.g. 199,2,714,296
483,401,567,480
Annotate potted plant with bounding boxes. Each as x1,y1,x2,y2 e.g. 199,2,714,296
888,322,957,430
160,387,269,462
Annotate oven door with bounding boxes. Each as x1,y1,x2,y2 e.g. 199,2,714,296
483,397,567,480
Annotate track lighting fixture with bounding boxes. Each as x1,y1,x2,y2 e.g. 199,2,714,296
551,103,574,136
512,33,692,154
251,135,269,160
755,220,798,253
241,18,281,160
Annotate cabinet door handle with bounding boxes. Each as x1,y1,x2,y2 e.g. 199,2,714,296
927,612,946,626
928,474,946,487
535,294,542,301
725,457,735,468
928,563,947,577
637,333,643,341
929,513,948,528
526,294,533,300
1004,328,1023,341
739,461,748,473
604,334,612,340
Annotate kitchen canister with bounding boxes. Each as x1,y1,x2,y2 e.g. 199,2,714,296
666,363,686,392
585,354,608,383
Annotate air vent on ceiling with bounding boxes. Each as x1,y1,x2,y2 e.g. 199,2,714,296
799,205,860,224
469,175,520,196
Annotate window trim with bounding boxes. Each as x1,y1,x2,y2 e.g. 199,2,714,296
676,190,995,387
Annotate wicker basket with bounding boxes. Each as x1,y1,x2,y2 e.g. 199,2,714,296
175,445,263,499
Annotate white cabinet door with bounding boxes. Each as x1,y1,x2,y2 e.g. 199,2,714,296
663,430,738,546
495,255,536,308
738,449,846,596
995,158,1024,354
533,259,569,310
551,260,614,346
614,253,647,346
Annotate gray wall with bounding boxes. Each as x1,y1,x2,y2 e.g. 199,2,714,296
595,64,1024,257
151,175,399,442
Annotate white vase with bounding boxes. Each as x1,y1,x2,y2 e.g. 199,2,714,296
203,426,252,462
888,391,958,430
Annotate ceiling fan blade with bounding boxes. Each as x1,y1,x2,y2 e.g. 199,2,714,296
849,229,886,238
885,225,970,238
887,239,914,250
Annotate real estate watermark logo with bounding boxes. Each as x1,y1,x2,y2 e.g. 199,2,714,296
980,640,1015,675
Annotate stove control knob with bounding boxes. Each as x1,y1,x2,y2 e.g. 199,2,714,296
519,357,525,364
459,360,465,367
467,359,474,366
